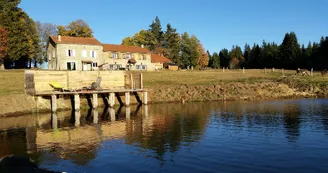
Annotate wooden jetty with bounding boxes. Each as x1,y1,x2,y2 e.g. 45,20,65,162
24,70,148,112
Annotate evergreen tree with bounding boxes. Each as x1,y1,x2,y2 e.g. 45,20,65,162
279,32,301,68
249,44,261,68
211,52,220,68
219,48,229,68
148,16,164,53
207,50,212,67
164,24,180,65
243,44,251,68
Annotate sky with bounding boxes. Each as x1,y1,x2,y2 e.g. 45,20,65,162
20,0,328,53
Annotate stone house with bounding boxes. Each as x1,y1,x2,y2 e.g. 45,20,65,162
47,35,103,71
151,54,172,70
48,35,173,71
101,44,152,71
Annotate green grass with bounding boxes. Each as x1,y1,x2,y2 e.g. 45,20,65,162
0,70,25,96
0,69,326,96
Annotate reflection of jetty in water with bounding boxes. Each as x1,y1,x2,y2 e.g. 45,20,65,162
1,100,328,166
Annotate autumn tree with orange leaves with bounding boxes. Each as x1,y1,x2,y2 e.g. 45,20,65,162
0,27,8,68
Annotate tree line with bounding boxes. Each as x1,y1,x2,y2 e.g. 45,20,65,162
0,0,94,69
1,1,327,70
211,32,328,70
122,16,209,68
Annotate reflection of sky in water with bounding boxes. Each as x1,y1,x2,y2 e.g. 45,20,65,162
0,99,328,173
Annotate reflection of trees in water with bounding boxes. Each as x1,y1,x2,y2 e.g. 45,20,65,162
282,104,302,142
0,129,27,158
124,103,211,161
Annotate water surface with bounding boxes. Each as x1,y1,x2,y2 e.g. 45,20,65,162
1,99,328,173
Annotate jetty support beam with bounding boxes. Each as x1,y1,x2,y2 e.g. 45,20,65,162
109,93,115,108
93,94,98,109
133,92,142,105
51,95,57,113
125,92,130,106
143,91,148,105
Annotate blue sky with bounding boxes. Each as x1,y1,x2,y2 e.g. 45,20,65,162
20,0,328,53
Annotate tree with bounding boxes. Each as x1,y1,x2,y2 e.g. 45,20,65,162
0,0,41,68
57,19,93,38
279,32,301,68
211,52,220,68
219,48,229,68
180,32,200,68
197,41,209,67
148,16,164,52
243,44,251,68
35,22,57,64
0,27,8,68
229,45,243,68
164,24,180,65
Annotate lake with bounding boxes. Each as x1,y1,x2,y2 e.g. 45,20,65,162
1,99,328,173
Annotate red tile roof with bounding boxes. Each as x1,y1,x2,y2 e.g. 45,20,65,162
49,35,102,45
102,44,151,53
151,54,172,63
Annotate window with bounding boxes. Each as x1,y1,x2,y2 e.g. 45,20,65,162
67,62,76,70
82,50,87,58
90,50,96,58
136,65,147,70
109,64,122,70
141,54,146,60
124,54,131,59
67,50,75,57
112,53,119,59
52,51,55,58
92,62,98,67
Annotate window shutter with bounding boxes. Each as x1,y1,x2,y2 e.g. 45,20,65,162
73,50,76,57
90,51,92,57
82,50,86,57
66,49,69,56
94,51,97,58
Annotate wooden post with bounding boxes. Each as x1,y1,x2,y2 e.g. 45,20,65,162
75,111,81,127
125,92,130,106
74,94,80,111
311,68,313,76
272,67,275,72
130,73,133,89
92,94,98,108
110,108,116,121
126,106,131,120
51,112,57,130
51,95,57,113
143,91,148,105
223,67,225,72
140,73,143,89
93,109,98,124
109,93,115,107
144,105,148,117
242,67,245,74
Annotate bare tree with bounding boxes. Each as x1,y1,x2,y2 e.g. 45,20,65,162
35,21,57,65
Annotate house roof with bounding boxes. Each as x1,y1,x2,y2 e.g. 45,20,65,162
49,35,102,45
102,44,151,53
151,54,172,63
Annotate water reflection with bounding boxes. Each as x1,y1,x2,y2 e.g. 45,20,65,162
0,99,328,172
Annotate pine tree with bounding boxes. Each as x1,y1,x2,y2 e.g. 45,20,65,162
211,52,220,68
164,24,180,65
219,49,229,68
149,16,164,53
243,44,251,68
279,32,301,69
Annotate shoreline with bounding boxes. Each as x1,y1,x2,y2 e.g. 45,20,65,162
0,82,326,117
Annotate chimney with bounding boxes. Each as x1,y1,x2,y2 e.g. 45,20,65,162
141,44,144,48
58,35,61,42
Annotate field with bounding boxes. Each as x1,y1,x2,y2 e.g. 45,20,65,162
0,69,326,96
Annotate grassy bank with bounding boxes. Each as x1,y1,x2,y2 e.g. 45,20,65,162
0,69,327,116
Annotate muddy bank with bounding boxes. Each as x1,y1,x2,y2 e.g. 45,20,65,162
0,80,327,117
